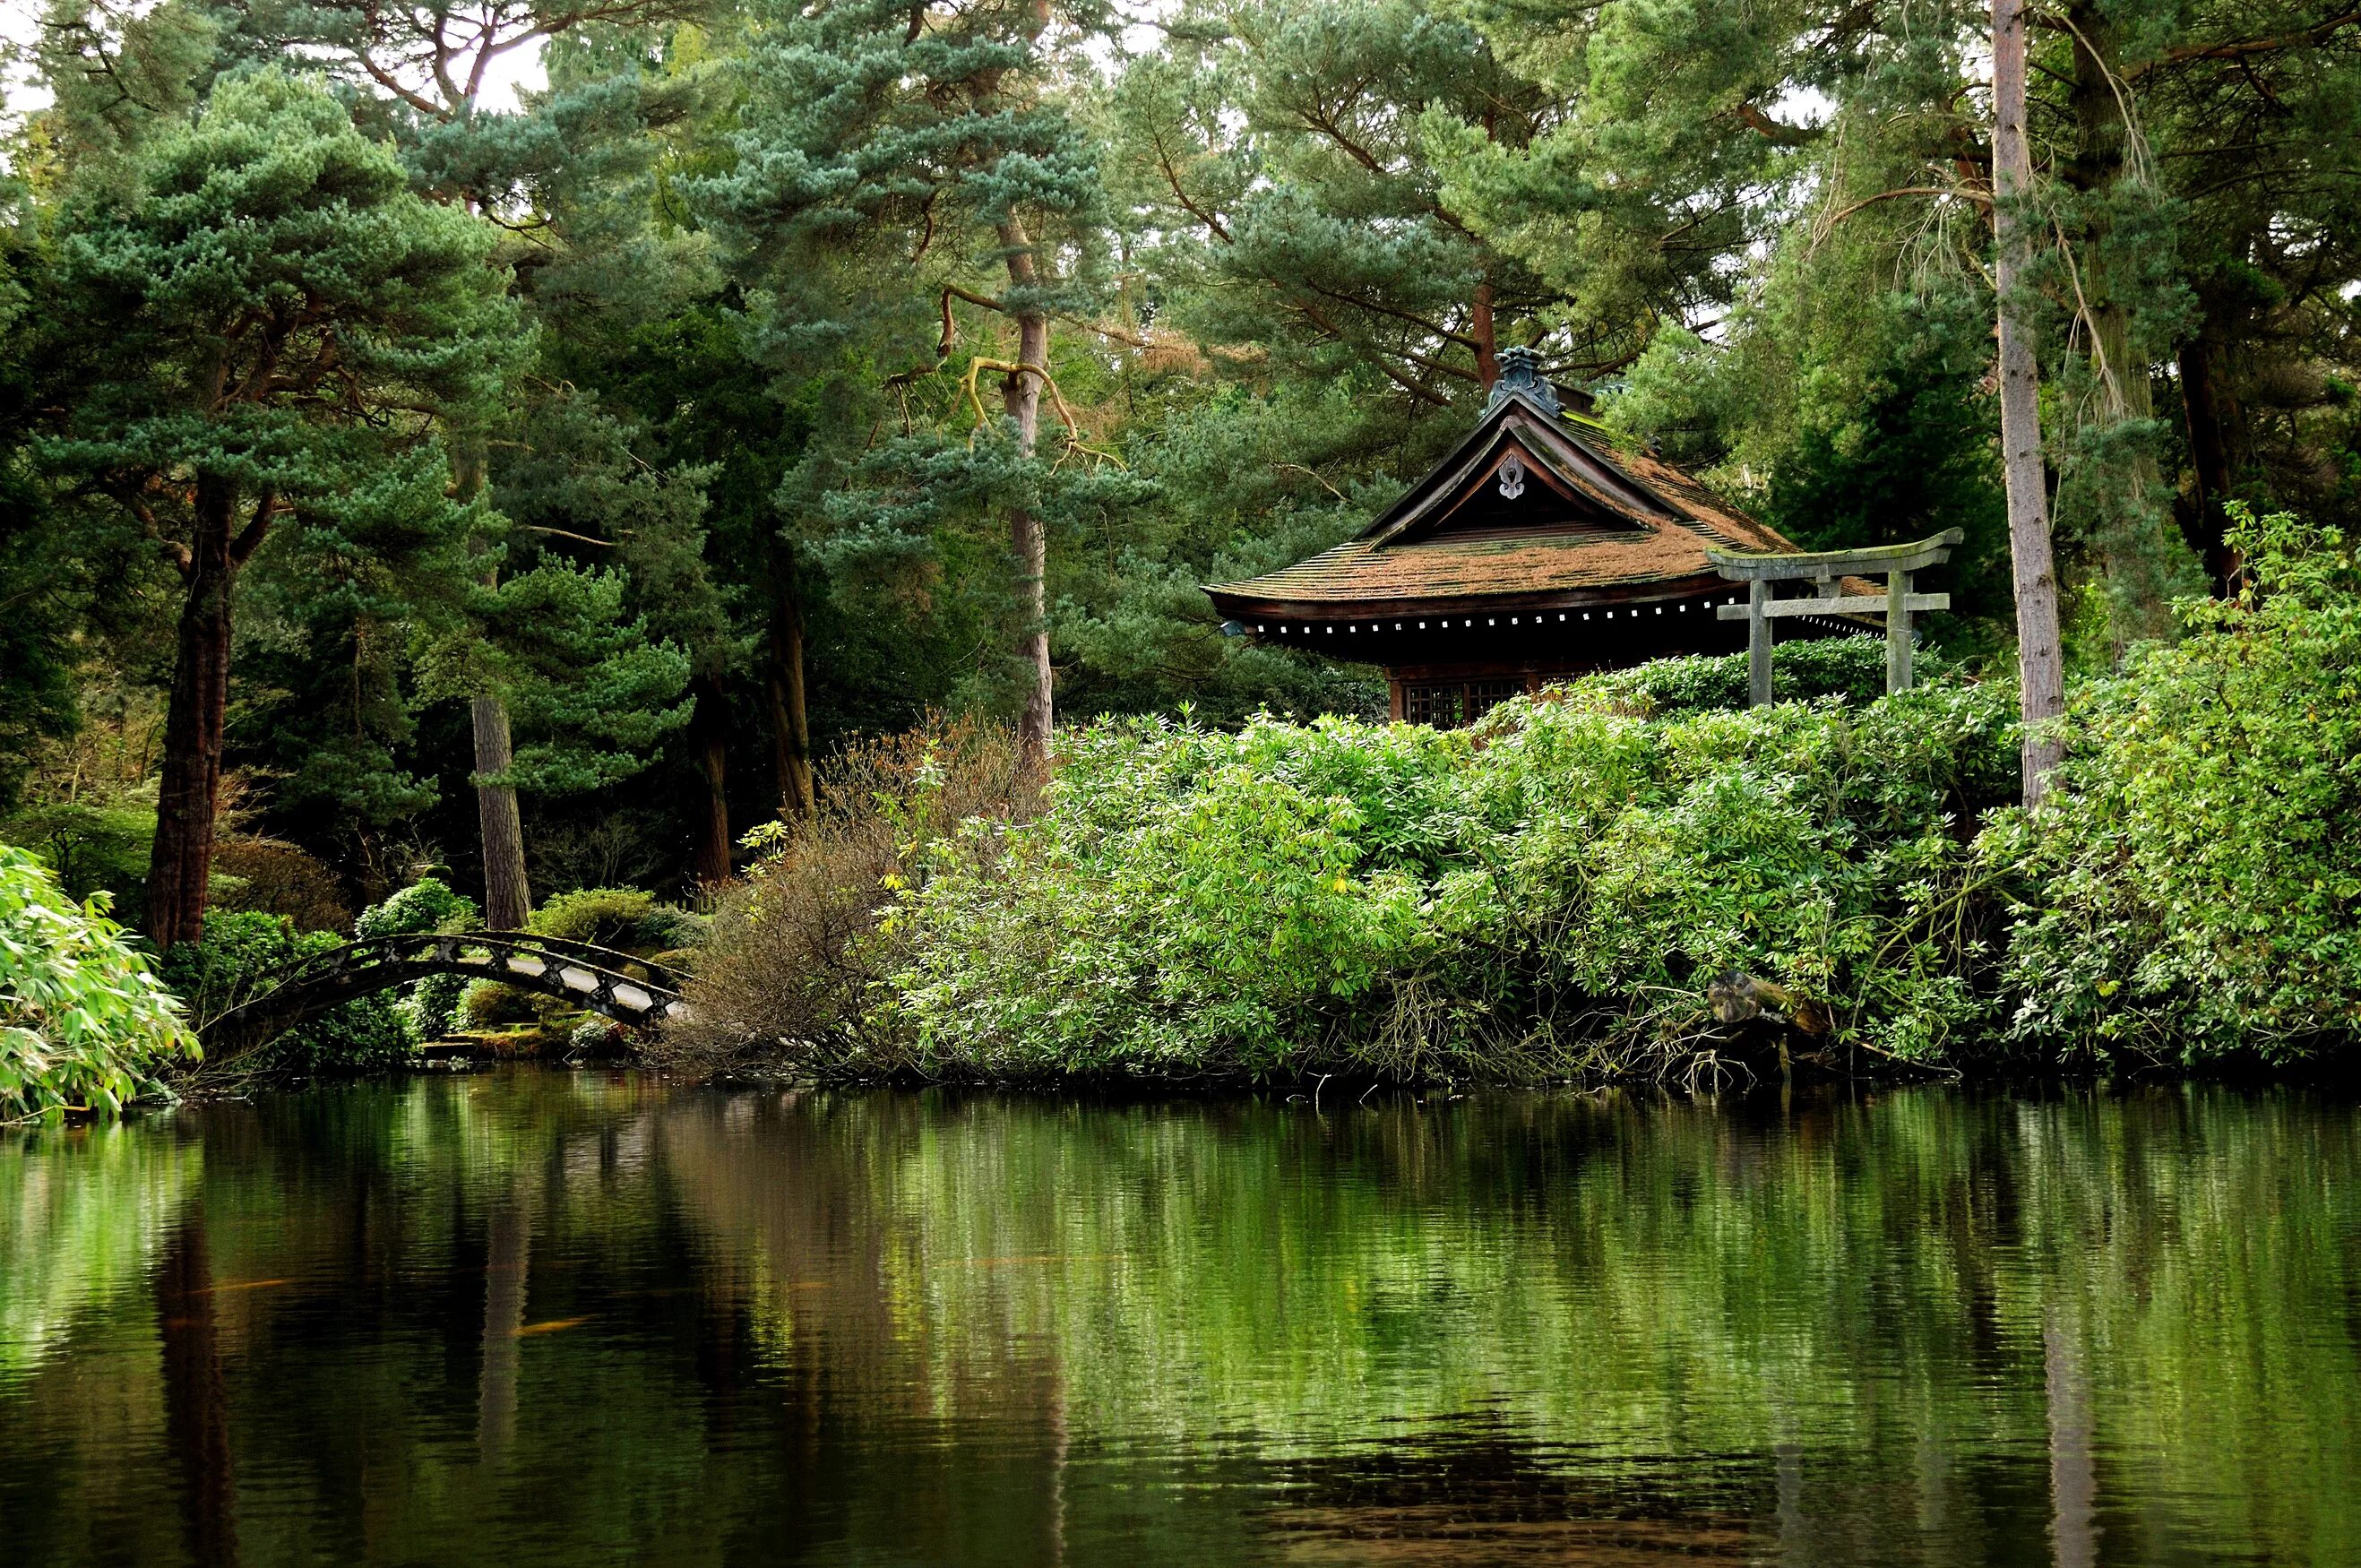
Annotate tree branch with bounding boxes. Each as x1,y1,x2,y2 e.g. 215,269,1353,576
2116,8,2361,81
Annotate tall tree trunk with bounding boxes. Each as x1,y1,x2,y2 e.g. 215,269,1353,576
999,217,1054,774
471,694,531,928
1995,0,2067,807
692,675,733,887
2175,326,2244,592
1470,278,1500,389
454,435,531,928
766,542,815,820
146,478,240,950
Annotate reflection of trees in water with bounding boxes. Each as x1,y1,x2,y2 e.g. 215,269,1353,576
659,1086,2361,1562
157,1210,238,1568
0,1080,2356,1564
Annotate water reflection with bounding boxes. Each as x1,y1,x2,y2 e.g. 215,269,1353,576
1,1073,2357,1565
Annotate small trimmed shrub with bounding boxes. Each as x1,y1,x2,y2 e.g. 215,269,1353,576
355,876,477,939
457,977,541,1030
528,886,699,950
570,1014,625,1055
0,845,194,1116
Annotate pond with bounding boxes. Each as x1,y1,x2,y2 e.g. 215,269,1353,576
3,1071,2357,1566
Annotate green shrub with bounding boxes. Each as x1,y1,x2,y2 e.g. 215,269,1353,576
1999,508,2361,1062
355,876,477,939
668,513,2359,1083
656,716,1034,1075
355,877,477,1039
158,911,413,1076
1576,633,1949,717
528,885,698,950
457,977,542,1030
873,676,2019,1081
0,844,195,1117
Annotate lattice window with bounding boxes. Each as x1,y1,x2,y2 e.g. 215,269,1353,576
1465,679,1525,722
1404,683,1463,727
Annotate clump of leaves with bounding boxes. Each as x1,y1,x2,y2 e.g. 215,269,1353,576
159,912,412,1078
356,877,477,1038
0,845,195,1118
528,887,699,951
1999,507,2361,1062
654,714,1035,1078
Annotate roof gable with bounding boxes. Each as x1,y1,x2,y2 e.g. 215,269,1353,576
1364,396,1669,549
1204,352,1806,618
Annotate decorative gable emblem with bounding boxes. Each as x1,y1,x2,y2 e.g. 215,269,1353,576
1497,452,1526,500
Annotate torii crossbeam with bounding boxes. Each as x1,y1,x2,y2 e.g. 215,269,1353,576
1707,528,1964,706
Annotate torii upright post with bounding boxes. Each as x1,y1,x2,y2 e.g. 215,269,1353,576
1710,529,1964,707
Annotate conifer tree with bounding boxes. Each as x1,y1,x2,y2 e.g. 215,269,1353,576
39,70,521,946
220,0,713,917
702,0,1112,771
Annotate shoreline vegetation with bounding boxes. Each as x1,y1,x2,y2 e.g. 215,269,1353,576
4,508,2356,1117
659,508,2360,1090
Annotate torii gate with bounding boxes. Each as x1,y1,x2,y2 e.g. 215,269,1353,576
1707,528,1963,707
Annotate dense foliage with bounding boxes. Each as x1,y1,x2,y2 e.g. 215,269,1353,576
668,513,2358,1082
0,847,194,1117
2001,509,2361,1059
13,0,2359,935
156,910,413,1075
7,2,2361,1082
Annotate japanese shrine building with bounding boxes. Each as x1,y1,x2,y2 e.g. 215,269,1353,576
1204,349,1866,726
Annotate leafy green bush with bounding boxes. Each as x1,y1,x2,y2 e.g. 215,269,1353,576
870,674,2019,1081
158,911,413,1075
1576,633,1949,716
657,716,1034,1075
1999,508,2361,1062
355,876,478,939
457,978,544,1030
355,877,477,1039
0,845,195,1117
528,886,700,950
668,512,2359,1083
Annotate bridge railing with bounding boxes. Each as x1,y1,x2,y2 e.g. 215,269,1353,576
207,930,691,1053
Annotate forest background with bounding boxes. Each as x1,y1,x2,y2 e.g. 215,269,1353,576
3,0,2357,950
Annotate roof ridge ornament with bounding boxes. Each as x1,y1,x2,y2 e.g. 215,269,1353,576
1486,347,1559,417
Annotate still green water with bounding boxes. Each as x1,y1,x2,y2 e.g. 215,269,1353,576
2,1071,2357,1566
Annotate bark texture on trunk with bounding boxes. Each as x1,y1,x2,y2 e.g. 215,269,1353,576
1995,0,2068,807
999,217,1054,775
146,478,242,950
453,435,532,929
692,675,734,887
767,544,816,820
1470,279,1500,389
470,694,531,929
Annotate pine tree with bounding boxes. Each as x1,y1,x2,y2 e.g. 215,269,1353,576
219,0,711,920
700,0,1113,771
38,70,521,946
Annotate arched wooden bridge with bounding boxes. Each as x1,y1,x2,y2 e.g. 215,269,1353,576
203,931,689,1056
